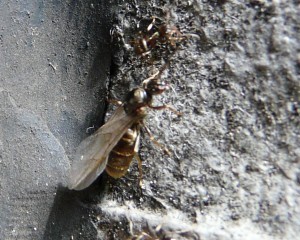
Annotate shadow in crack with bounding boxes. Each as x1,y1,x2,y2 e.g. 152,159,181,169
43,178,106,240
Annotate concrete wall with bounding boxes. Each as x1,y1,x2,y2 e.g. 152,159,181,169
0,0,299,239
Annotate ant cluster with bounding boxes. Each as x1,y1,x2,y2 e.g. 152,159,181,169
131,17,186,62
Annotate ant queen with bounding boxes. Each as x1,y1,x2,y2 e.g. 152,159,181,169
68,63,180,190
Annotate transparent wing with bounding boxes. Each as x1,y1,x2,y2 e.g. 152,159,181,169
68,107,136,190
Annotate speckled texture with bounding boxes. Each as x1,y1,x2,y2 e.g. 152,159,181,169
0,0,299,239
94,1,300,239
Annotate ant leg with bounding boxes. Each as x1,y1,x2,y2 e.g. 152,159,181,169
149,104,182,116
142,71,160,87
141,122,171,156
142,61,172,87
133,130,143,187
147,17,156,31
135,154,144,187
142,57,174,87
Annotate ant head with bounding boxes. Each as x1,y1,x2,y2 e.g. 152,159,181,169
143,78,169,95
124,88,149,115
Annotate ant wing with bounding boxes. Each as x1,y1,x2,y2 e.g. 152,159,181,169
68,106,136,190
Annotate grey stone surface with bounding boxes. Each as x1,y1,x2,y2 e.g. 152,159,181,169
0,0,112,239
1,0,299,240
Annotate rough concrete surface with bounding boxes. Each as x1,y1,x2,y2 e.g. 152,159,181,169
0,0,299,240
